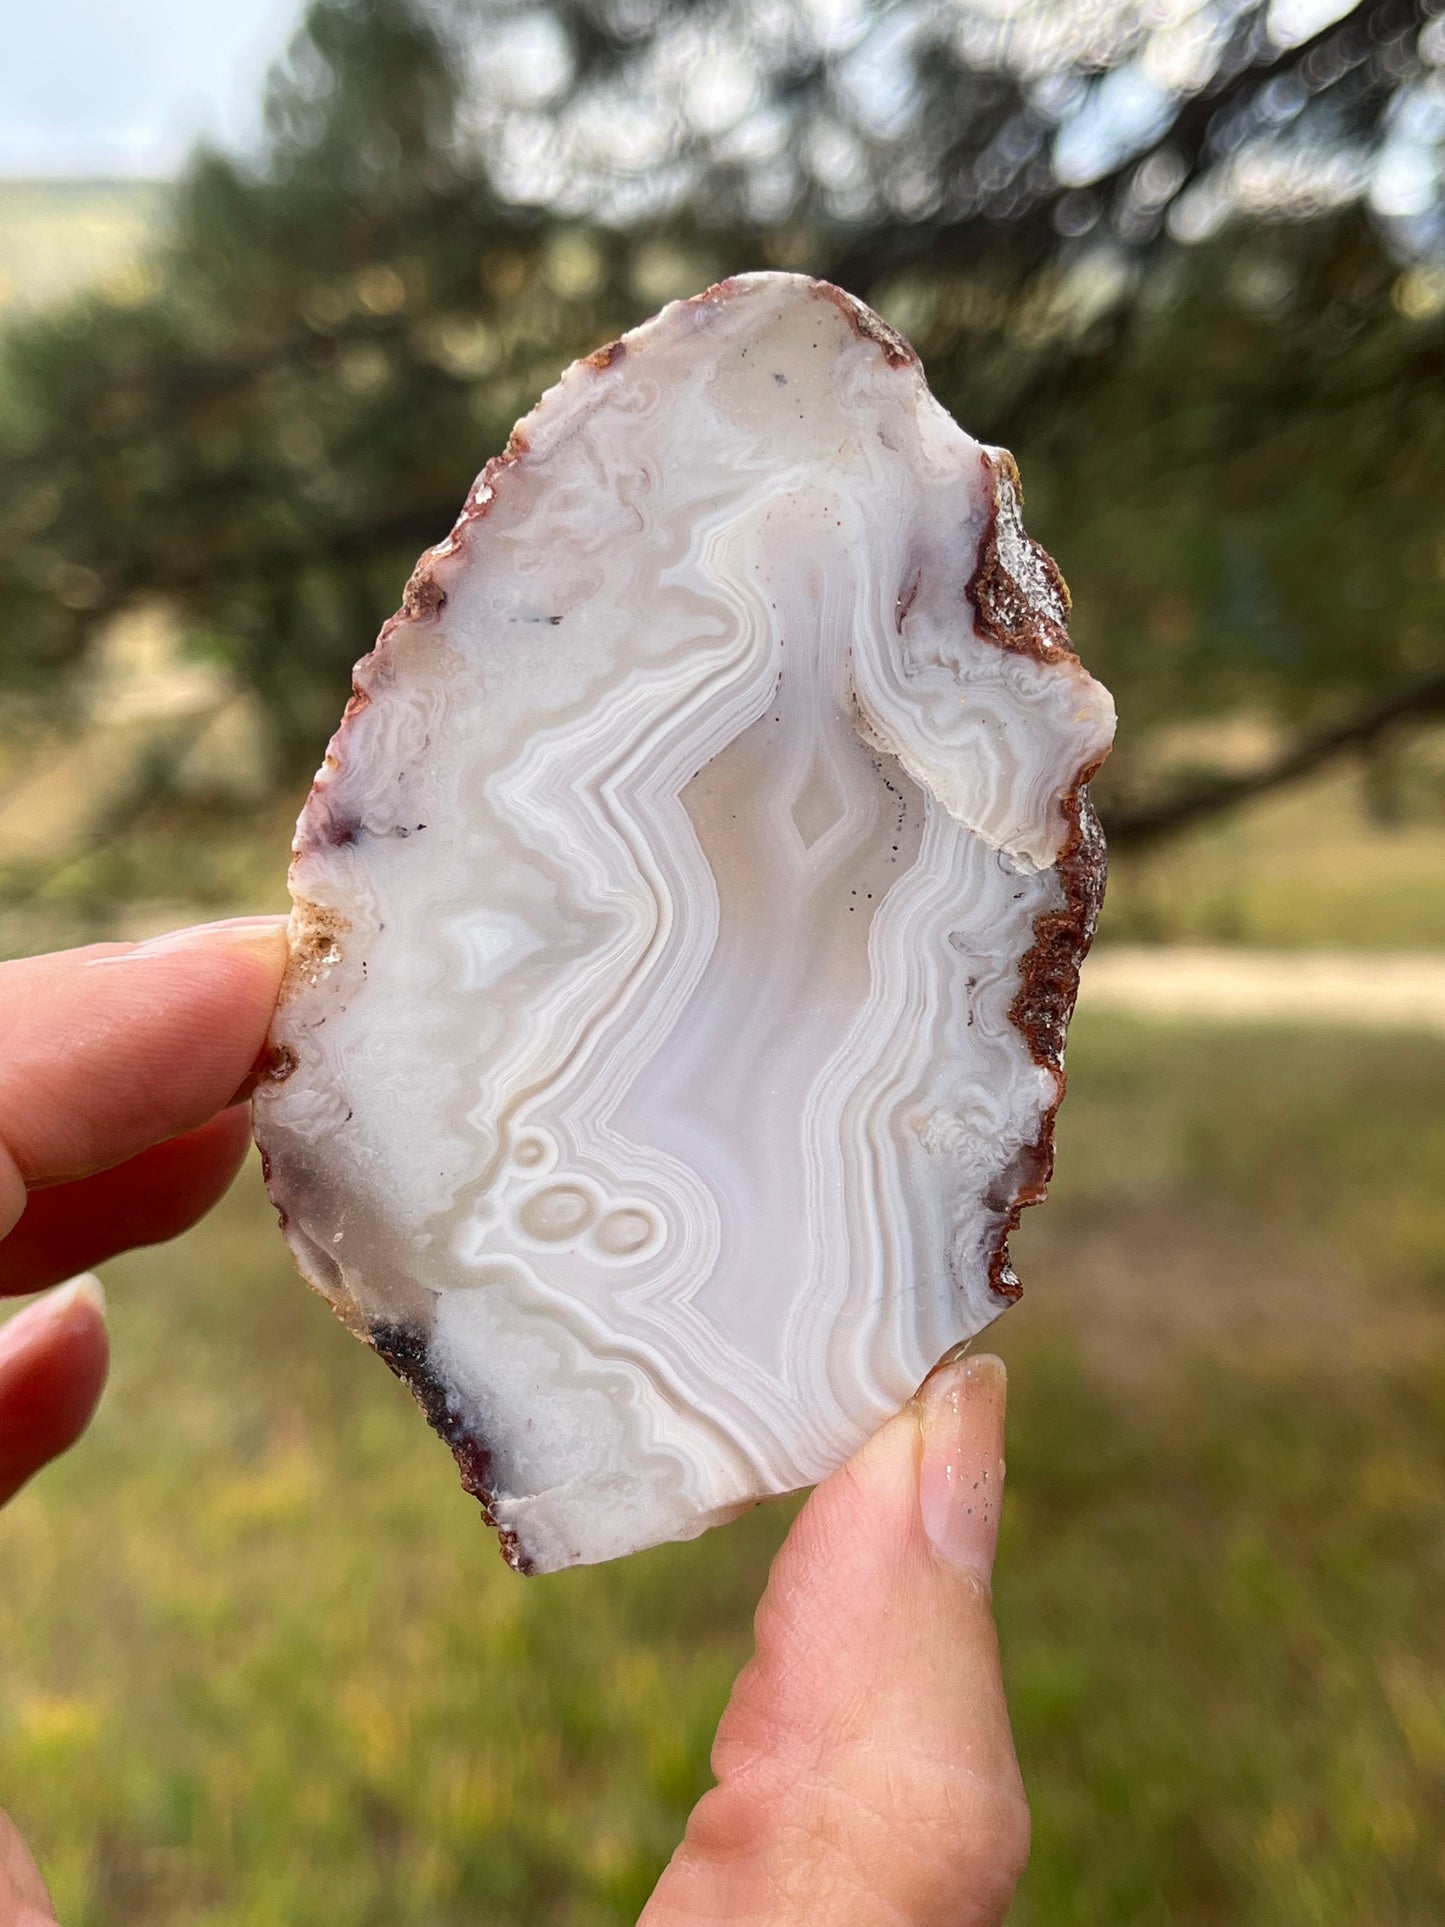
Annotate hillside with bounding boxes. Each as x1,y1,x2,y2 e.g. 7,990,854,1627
0,179,165,312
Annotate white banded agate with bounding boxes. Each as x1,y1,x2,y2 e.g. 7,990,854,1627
253,272,1115,1572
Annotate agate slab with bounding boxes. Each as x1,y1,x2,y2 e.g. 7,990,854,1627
254,272,1116,1572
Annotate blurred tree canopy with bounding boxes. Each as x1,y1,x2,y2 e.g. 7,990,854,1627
0,0,1441,836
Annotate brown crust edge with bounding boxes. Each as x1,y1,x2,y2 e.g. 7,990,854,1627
966,448,1073,663
369,1323,536,1573
964,449,1109,1304
983,774,1106,1302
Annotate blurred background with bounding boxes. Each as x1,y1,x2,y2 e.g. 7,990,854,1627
1,0,1443,1919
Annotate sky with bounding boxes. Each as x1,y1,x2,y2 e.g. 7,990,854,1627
0,0,305,178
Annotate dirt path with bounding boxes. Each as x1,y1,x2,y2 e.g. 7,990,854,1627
1080,944,1445,1033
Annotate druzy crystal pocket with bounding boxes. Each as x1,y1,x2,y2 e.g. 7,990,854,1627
254,273,1115,1572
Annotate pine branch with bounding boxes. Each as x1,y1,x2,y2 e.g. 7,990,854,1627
1104,666,1445,851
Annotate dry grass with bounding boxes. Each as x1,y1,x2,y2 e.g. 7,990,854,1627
1104,756,1445,950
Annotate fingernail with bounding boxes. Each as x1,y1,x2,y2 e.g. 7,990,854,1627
917,1353,1007,1580
88,916,288,965
0,1273,107,1360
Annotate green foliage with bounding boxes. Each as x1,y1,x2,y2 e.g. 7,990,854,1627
4,1015,1445,1922
0,0,1440,807
1005,228,1445,759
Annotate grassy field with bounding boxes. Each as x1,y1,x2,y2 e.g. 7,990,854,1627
1,1014,1442,1924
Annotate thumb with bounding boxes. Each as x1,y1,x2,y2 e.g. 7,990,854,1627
644,1355,1028,1927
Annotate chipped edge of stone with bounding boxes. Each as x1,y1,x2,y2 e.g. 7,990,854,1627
370,1323,536,1574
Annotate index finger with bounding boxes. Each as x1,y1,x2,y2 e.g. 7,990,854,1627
0,918,287,1199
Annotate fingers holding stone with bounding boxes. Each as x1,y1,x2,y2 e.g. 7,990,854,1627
0,1109,254,1297
644,1354,1028,1927
917,1350,1008,1579
0,1275,109,1507
0,917,286,1199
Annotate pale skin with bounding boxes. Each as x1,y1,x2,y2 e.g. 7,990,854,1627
0,919,1029,1927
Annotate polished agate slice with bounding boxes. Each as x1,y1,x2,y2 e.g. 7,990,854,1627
253,273,1115,1573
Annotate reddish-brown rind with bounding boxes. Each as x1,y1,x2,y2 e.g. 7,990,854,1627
964,449,1108,1302
370,1322,535,1573
259,275,1109,1548
813,279,919,368
401,571,447,620
986,777,1106,1301
258,1042,298,1086
680,273,919,369
967,450,1073,663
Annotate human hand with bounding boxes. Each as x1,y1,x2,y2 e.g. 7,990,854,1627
0,917,288,1923
0,919,1027,1927
640,1352,1027,1927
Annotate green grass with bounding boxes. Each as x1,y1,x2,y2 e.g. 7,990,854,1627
3,1016,1444,1923
1004,1020,1445,1925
